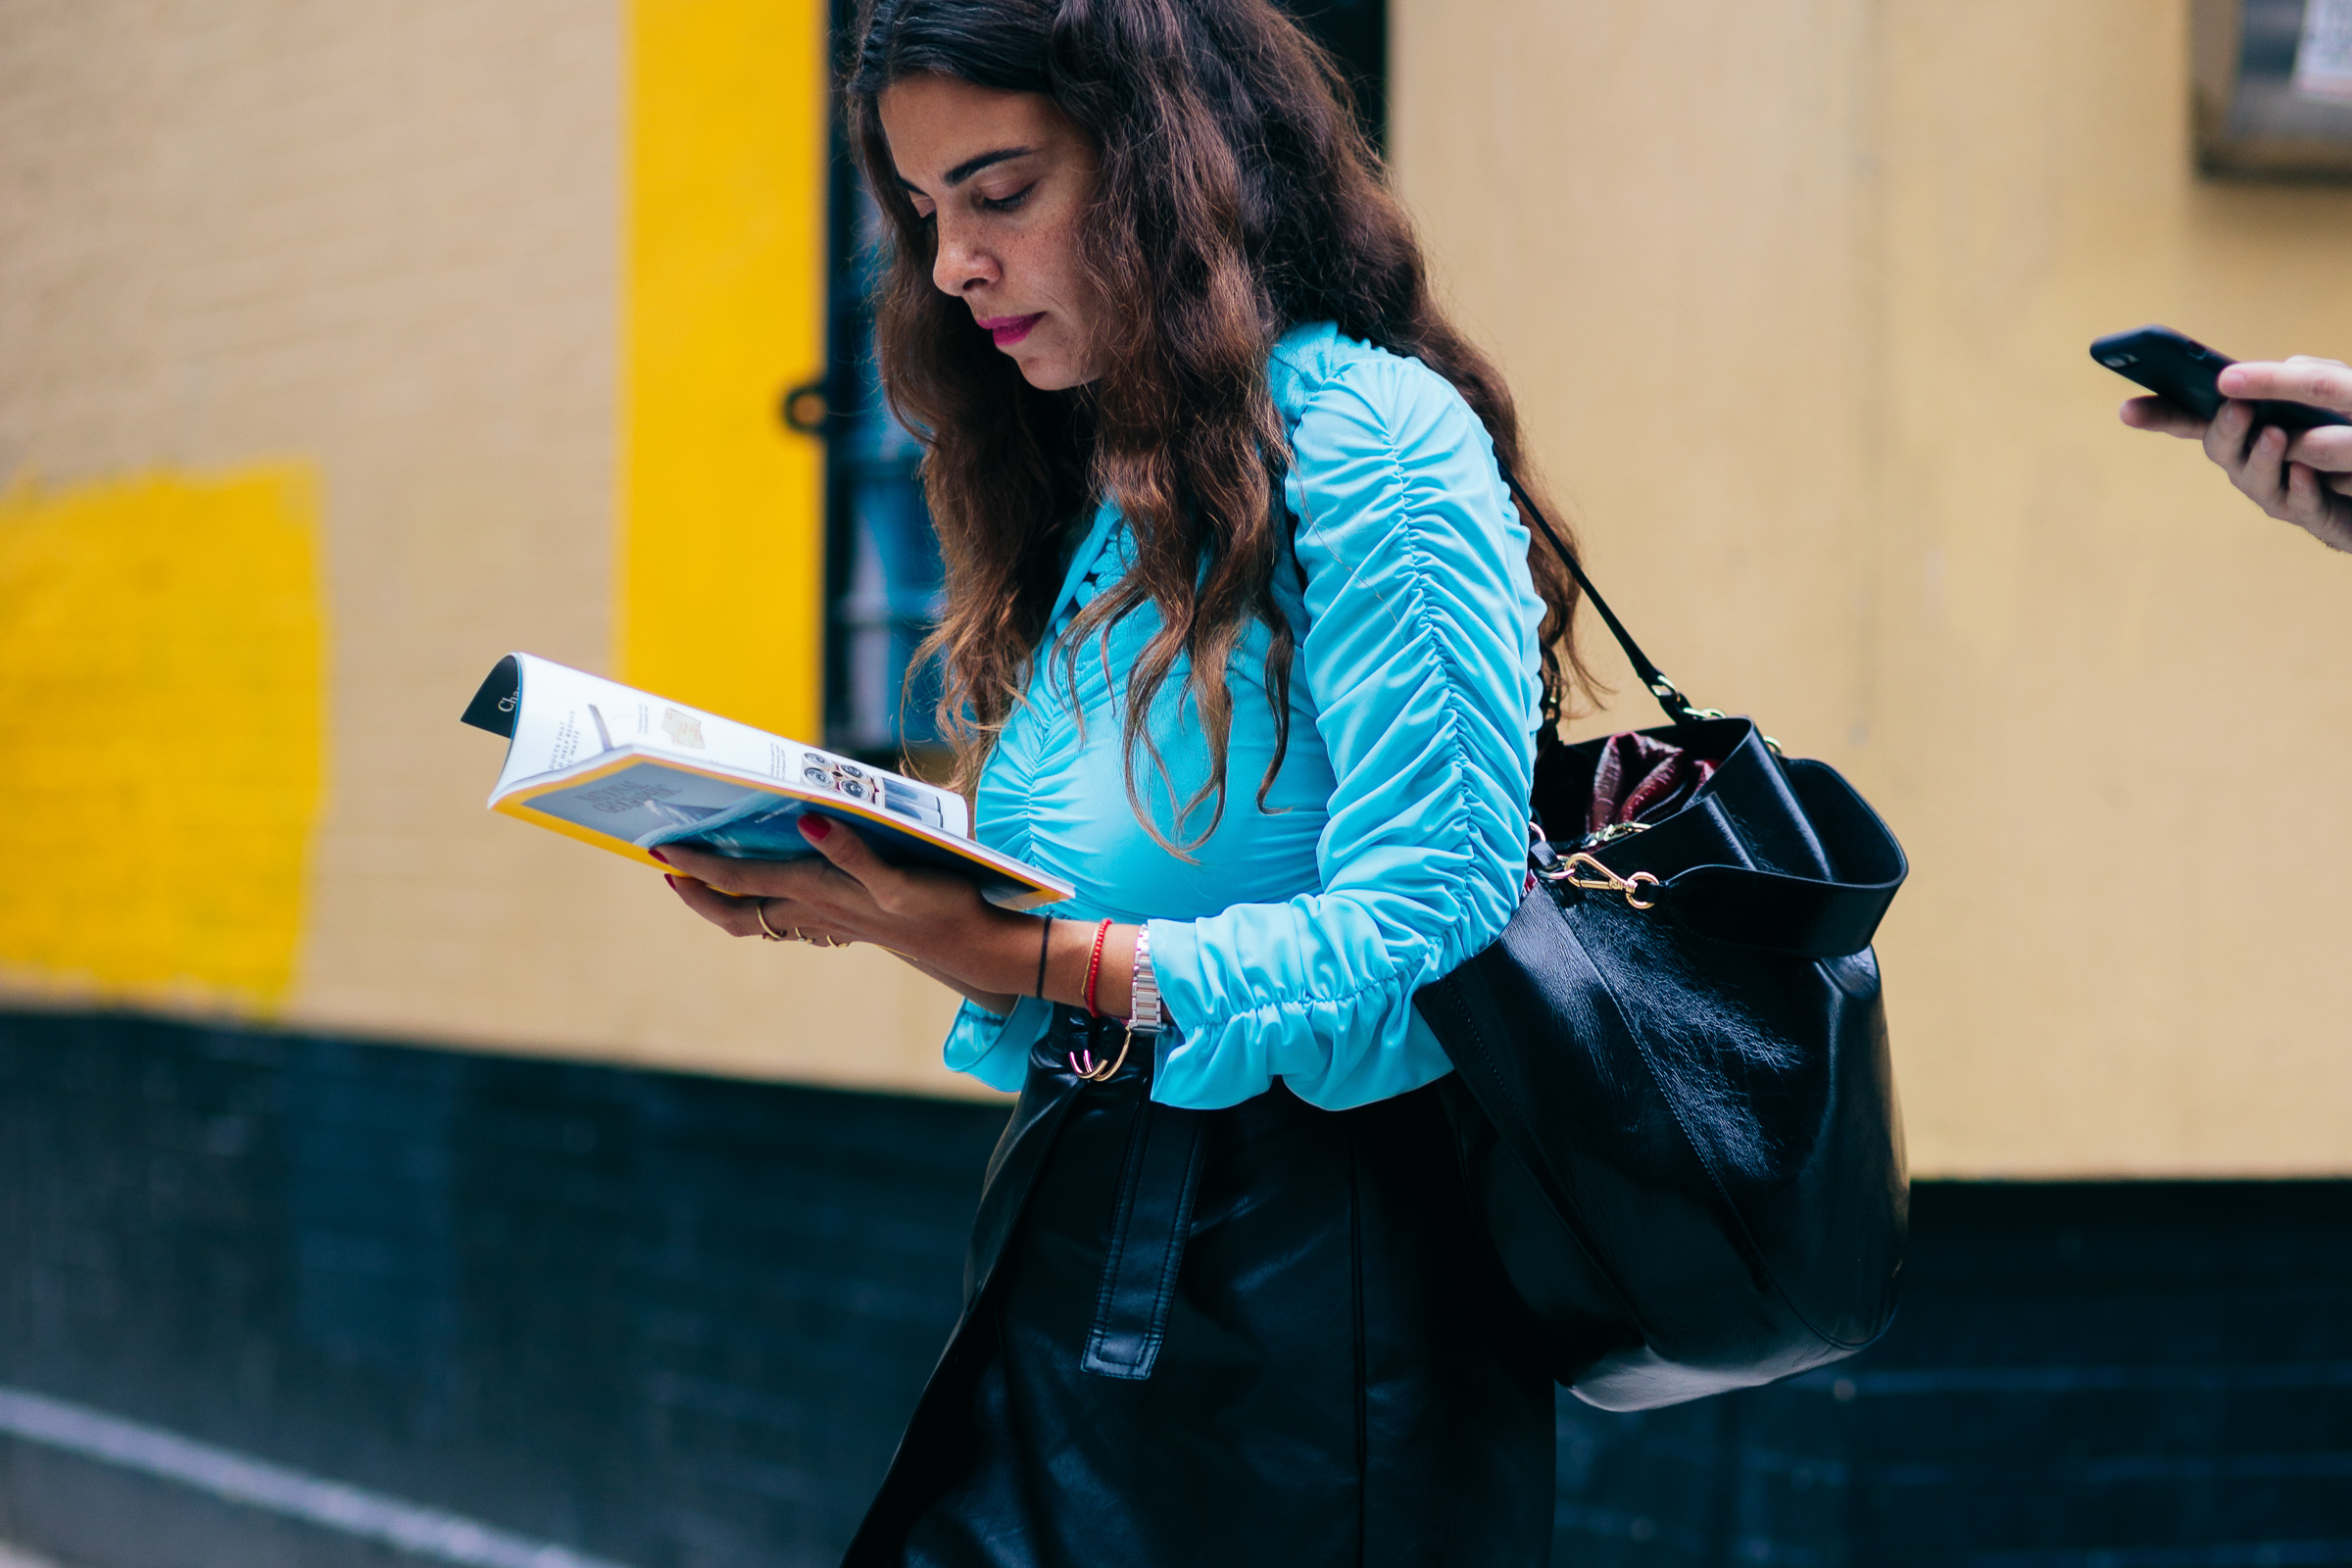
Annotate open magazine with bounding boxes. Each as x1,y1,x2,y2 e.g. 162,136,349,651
461,654,1072,910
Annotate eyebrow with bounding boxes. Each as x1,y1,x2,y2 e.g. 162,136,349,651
897,145,1036,194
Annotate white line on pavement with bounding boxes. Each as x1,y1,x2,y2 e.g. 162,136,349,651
0,1387,640,1568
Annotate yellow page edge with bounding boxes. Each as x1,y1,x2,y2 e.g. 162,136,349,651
492,752,1072,912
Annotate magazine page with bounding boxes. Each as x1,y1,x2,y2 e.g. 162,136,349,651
479,654,968,837
461,654,1065,906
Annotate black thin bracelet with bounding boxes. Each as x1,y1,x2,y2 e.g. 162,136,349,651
1034,916,1054,1000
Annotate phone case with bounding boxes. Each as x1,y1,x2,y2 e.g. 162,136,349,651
2092,326,2349,430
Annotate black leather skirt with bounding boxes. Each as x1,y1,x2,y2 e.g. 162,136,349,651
843,1007,1555,1568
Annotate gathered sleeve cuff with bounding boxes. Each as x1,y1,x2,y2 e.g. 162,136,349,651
941,995,1049,1094
1146,352,1544,1111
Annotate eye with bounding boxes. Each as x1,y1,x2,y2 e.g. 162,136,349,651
979,183,1035,214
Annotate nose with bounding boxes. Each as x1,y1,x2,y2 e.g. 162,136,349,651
931,216,999,297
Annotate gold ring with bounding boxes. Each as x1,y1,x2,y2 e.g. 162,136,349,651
753,901,790,942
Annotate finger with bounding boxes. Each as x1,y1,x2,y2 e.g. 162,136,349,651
2286,462,2324,519
2330,470,2352,498
666,873,764,937
2204,399,2256,467
2281,466,2352,548
767,911,848,946
748,893,838,934
799,816,898,896
652,844,829,902
2120,396,2207,438
741,898,854,946
2283,425,2352,472
760,913,853,948
2216,358,2352,415
2234,425,2292,510
664,871,730,917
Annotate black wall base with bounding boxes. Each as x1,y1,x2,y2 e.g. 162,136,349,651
1,1010,2346,1568
1551,1180,2352,1566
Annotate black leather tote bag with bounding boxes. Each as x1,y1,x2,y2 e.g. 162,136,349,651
1414,483,1910,1412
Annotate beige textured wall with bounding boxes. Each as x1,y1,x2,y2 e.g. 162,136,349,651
0,0,972,1096
1394,0,2352,1175
11,0,2349,1155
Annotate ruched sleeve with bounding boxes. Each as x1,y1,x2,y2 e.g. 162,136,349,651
1146,348,1545,1110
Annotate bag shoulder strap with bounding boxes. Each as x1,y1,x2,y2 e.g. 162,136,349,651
1497,463,1715,728
1499,465,1912,956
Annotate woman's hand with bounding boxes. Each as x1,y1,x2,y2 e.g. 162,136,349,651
2121,357,2352,552
655,817,1141,1022
655,817,1037,1014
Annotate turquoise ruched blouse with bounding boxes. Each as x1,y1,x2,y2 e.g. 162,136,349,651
941,321,1547,1110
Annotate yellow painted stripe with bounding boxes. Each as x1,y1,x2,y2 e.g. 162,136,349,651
616,0,831,741
0,466,325,1011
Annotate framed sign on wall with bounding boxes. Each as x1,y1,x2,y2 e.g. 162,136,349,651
2194,0,2352,175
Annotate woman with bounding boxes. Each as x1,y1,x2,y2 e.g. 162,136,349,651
655,0,1589,1561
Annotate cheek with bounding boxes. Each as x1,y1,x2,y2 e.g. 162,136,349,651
1020,216,1090,307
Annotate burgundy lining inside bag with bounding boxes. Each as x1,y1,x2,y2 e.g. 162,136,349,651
1585,731,1718,837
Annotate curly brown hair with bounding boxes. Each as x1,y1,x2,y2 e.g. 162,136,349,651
849,0,1588,848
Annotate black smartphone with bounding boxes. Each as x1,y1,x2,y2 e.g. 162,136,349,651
2091,325,2350,430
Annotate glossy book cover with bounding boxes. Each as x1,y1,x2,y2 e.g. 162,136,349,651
462,654,1071,910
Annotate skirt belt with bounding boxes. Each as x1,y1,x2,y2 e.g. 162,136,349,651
1082,1085,1206,1380
961,1007,1203,1382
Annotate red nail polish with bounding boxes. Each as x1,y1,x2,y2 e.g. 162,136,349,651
803,817,832,842
648,848,671,864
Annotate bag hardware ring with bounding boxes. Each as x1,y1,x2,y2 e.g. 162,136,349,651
1541,852,1664,910
1068,1028,1135,1084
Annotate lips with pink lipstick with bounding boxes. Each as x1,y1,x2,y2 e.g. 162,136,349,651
975,313,1044,347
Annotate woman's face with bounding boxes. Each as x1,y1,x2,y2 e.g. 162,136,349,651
879,74,1103,391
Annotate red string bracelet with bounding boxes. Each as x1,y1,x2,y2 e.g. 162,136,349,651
1082,918,1113,1017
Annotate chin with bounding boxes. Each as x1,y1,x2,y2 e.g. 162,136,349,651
1012,354,1087,392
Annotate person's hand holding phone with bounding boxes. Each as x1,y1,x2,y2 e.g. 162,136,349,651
2122,356,2352,551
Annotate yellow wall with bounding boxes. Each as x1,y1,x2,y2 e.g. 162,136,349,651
1395,0,2352,1175
0,0,972,1099
0,467,324,1010
617,0,831,739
